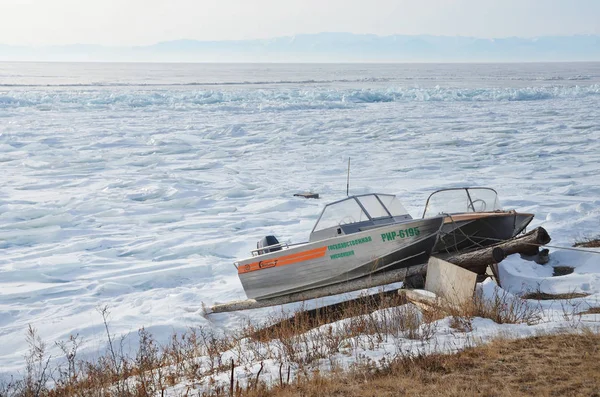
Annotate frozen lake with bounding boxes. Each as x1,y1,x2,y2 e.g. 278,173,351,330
1,62,599,374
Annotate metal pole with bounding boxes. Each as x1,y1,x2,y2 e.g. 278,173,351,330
346,157,350,196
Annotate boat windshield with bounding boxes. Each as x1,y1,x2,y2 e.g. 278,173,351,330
313,194,408,232
375,194,409,216
422,188,501,218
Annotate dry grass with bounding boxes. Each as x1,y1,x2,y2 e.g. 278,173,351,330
521,291,590,300
573,237,600,248
254,290,408,341
0,289,584,397
245,332,600,397
553,266,575,276
435,288,543,331
579,307,600,315
0,293,435,397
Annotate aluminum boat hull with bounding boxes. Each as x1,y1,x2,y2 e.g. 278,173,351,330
434,212,534,253
237,216,444,300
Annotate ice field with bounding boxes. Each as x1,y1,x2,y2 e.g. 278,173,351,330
1,62,600,375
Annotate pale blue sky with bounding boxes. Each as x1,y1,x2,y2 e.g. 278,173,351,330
1,0,599,46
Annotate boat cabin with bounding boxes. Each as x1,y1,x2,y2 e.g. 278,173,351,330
422,187,502,218
309,193,412,242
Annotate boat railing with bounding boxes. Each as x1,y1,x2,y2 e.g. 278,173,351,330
250,241,308,257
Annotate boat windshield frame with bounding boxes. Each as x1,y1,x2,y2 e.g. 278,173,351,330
311,193,408,234
422,187,501,218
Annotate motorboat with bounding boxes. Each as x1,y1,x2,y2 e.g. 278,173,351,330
236,193,445,301
422,187,534,253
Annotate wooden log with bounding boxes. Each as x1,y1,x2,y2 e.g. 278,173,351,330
497,226,551,255
293,192,319,199
438,227,551,274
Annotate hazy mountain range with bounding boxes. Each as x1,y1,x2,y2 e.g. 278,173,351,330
2,32,599,62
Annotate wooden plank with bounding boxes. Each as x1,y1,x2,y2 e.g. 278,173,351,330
293,192,319,199
425,257,477,308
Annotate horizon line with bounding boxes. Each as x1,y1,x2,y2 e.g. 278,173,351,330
2,31,600,48
2,60,600,65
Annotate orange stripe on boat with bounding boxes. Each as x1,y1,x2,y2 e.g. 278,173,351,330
238,246,327,274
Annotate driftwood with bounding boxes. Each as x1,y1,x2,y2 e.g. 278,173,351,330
437,227,551,274
293,192,319,199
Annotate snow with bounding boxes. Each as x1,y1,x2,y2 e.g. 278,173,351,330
499,248,600,296
1,62,599,378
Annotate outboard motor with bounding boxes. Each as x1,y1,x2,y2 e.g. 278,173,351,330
257,235,281,255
